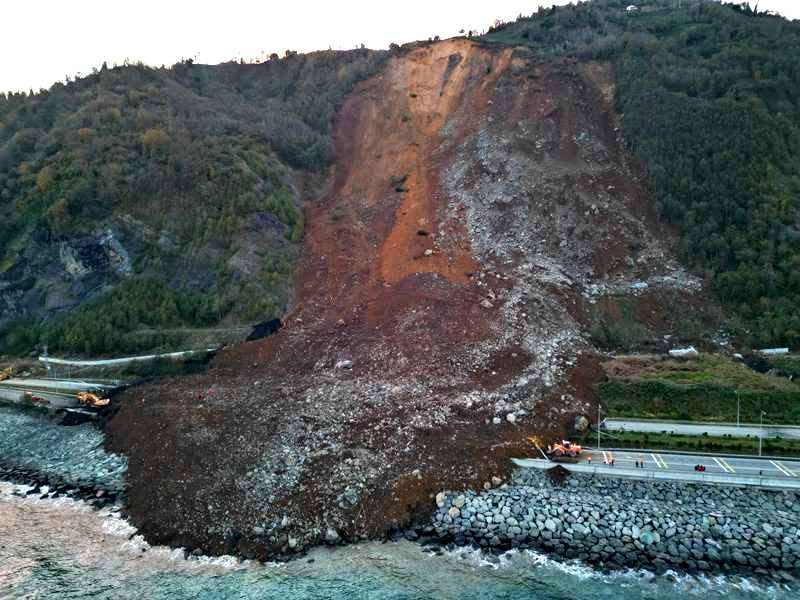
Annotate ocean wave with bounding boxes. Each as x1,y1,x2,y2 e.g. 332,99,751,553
434,543,789,597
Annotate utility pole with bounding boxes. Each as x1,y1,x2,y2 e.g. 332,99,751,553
736,389,740,428
597,402,602,450
759,411,766,457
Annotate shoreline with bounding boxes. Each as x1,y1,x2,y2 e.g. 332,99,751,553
0,462,123,509
431,467,800,580
3,459,799,584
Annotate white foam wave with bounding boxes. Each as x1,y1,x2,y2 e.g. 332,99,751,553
435,544,785,596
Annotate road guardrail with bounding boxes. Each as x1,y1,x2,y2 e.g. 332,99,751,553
511,458,800,491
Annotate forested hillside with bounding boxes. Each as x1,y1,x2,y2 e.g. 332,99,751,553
0,50,385,355
2,0,799,357
484,0,800,348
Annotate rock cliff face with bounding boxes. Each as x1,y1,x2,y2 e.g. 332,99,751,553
106,40,718,558
0,227,132,331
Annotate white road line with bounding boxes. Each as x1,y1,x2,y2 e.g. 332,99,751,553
651,453,668,469
713,457,732,473
719,458,735,473
771,460,796,477
778,462,798,477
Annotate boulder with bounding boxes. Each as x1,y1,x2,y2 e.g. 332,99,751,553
573,415,590,432
324,528,340,544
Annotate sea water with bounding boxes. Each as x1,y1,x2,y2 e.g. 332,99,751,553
0,482,795,600
0,406,796,600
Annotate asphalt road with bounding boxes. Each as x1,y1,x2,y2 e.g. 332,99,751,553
0,385,77,409
0,378,121,410
605,418,800,440
1,378,119,392
580,448,800,479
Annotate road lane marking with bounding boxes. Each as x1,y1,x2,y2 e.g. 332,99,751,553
651,454,668,469
771,461,790,476
779,462,798,477
771,461,797,477
719,458,735,473
713,457,733,473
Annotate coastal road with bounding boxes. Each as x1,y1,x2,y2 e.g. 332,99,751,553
513,449,800,490
0,378,123,410
605,418,800,440
579,448,800,479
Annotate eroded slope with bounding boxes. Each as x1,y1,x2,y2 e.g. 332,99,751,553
107,40,715,558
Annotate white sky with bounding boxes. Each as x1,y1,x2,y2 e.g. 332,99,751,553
2,0,799,94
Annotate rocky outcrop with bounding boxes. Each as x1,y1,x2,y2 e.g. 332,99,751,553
0,226,138,333
433,469,800,573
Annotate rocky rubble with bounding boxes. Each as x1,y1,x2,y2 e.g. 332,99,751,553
0,405,127,497
432,469,800,574
0,464,123,509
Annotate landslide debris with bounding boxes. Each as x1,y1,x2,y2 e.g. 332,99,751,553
106,39,716,558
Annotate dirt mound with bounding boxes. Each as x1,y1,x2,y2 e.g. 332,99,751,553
106,40,715,559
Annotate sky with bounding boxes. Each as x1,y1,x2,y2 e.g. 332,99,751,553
2,0,799,94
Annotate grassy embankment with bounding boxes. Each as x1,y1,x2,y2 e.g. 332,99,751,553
575,430,800,457
598,354,800,425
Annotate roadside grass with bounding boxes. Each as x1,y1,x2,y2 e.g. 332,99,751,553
575,430,800,458
598,354,800,425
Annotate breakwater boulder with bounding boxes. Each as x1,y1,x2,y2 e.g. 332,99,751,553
432,468,800,573
0,405,127,506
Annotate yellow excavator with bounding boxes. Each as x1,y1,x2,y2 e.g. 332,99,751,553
77,391,110,408
0,367,13,382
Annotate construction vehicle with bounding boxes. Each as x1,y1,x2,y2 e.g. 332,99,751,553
0,367,13,382
526,436,584,461
546,440,583,459
77,391,110,408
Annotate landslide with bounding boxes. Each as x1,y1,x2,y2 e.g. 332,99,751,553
106,39,717,558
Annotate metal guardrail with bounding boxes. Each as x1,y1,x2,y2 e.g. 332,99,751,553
604,418,800,440
606,417,800,429
39,348,218,368
512,458,800,491
1,378,119,392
